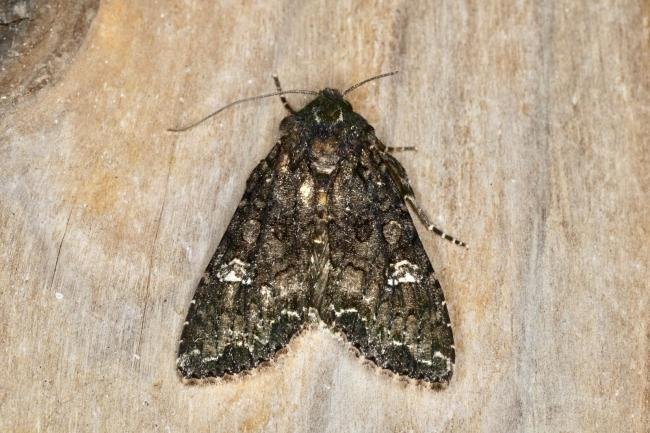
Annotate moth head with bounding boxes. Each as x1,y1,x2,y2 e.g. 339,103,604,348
299,88,354,128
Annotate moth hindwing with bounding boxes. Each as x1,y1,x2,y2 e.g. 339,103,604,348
177,87,461,386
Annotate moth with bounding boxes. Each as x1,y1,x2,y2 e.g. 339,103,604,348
173,73,466,386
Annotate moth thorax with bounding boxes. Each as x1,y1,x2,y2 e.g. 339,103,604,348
309,137,340,174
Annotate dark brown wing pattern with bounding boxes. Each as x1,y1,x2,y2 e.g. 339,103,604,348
177,139,314,379
177,86,461,386
319,145,455,384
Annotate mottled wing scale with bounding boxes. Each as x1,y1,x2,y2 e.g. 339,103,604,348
320,143,454,384
177,139,314,378
177,84,461,386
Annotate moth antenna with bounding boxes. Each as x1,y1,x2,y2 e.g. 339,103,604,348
168,89,318,132
343,71,399,96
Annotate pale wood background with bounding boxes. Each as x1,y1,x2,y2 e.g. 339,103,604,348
0,1,647,432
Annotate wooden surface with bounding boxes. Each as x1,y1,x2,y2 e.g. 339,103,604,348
0,1,647,432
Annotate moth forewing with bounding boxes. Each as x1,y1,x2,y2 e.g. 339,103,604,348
177,85,462,387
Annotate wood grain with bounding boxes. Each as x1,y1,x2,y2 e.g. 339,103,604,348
0,1,647,432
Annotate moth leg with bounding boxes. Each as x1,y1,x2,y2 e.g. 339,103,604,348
382,152,468,248
272,75,296,114
386,146,417,152
404,196,467,248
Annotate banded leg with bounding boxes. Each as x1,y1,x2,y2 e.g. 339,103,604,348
272,75,296,114
404,196,467,248
381,151,468,248
387,146,417,152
